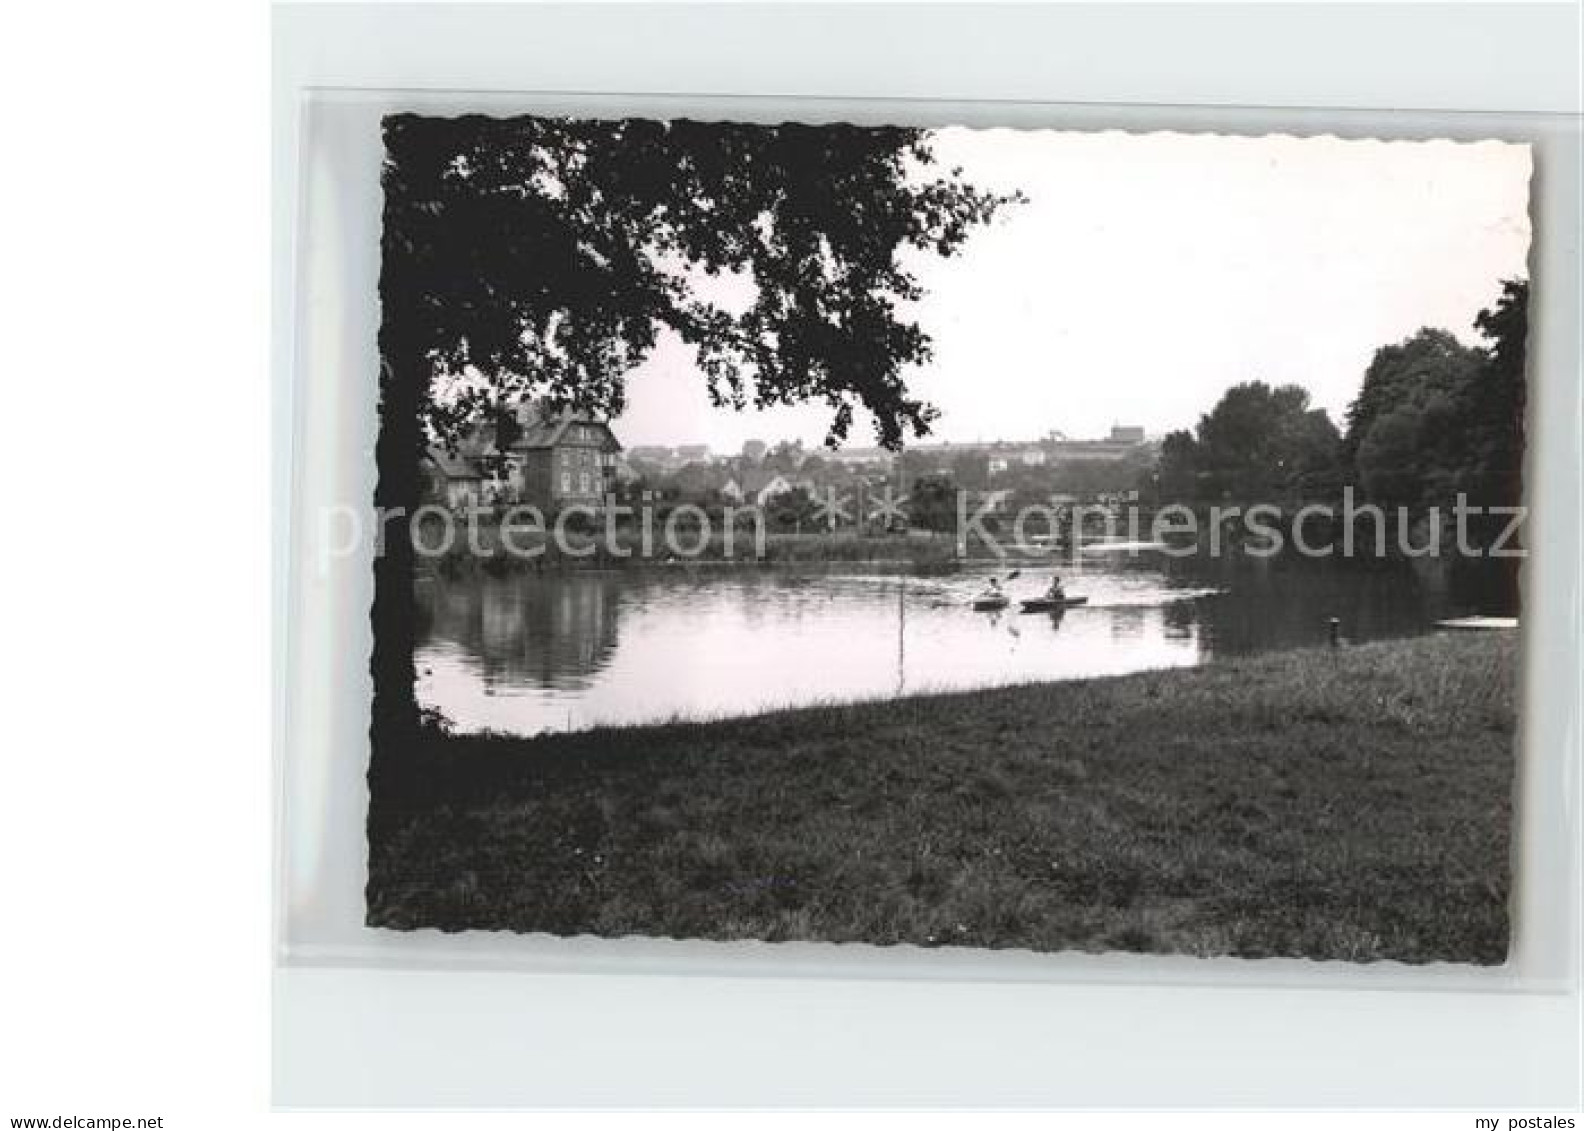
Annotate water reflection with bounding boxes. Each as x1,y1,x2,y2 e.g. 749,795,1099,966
419,573,620,693
1107,605,1147,641
415,552,1511,737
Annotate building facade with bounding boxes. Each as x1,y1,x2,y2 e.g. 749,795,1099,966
424,446,485,509
509,415,622,510
422,406,622,512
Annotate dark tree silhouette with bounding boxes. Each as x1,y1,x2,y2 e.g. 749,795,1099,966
371,114,1016,767
1342,328,1484,486
908,472,958,532
1155,429,1200,501
1470,278,1529,506
1343,280,1528,512
1165,381,1342,504
381,113,1018,451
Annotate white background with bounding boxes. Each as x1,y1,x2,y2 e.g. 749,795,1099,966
1,0,1580,1122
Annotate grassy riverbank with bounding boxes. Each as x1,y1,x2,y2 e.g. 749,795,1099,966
368,632,1516,963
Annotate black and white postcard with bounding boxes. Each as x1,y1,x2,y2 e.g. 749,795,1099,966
362,115,1529,964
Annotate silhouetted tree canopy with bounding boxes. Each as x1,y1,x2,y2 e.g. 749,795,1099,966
1148,279,1529,518
908,472,958,532
379,113,1020,451
765,485,819,531
1469,277,1529,503
764,439,807,474
370,114,1017,756
1155,429,1199,501
1160,381,1343,503
1344,279,1528,510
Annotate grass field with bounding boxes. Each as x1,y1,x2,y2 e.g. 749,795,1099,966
367,632,1516,963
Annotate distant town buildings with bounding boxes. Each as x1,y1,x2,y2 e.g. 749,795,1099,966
425,414,1152,516
626,444,676,464
825,424,1153,474
624,442,713,472
721,469,798,508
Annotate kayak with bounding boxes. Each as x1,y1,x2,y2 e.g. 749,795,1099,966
1019,595,1089,612
971,595,1011,611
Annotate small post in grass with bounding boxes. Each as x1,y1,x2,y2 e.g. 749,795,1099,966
1328,617,1341,649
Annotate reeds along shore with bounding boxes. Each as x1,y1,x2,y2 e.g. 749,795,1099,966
418,520,967,574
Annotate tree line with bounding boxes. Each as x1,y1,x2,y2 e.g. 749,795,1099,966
1151,279,1528,521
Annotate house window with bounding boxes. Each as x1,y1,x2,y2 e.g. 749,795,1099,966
560,472,571,492
579,472,590,494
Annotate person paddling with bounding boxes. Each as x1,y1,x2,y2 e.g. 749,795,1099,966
1045,572,1067,602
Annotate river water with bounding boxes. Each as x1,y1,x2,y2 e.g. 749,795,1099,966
414,550,1512,736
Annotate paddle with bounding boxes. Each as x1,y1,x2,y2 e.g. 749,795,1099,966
970,568,1020,606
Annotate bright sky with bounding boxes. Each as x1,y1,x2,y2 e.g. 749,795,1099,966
611,128,1532,453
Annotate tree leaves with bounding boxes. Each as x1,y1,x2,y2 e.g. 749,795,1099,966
1344,280,1528,511
1163,381,1344,503
379,114,1019,450
1156,280,1530,515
